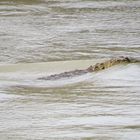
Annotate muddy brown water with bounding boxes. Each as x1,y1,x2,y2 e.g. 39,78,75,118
0,0,140,139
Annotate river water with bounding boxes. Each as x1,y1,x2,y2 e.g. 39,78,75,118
0,0,140,139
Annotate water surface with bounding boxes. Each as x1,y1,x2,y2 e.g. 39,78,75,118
0,0,140,139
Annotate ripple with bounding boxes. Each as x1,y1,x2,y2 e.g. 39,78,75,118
0,1,140,139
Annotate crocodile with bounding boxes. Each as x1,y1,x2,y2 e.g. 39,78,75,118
38,56,140,81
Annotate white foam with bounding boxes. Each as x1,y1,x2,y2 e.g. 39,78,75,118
0,92,19,101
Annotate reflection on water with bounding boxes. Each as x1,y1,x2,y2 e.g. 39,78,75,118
0,0,140,139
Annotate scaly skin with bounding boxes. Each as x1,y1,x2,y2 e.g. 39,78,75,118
38,56,139,80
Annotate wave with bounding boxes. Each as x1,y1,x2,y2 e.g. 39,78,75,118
0,59,139,89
